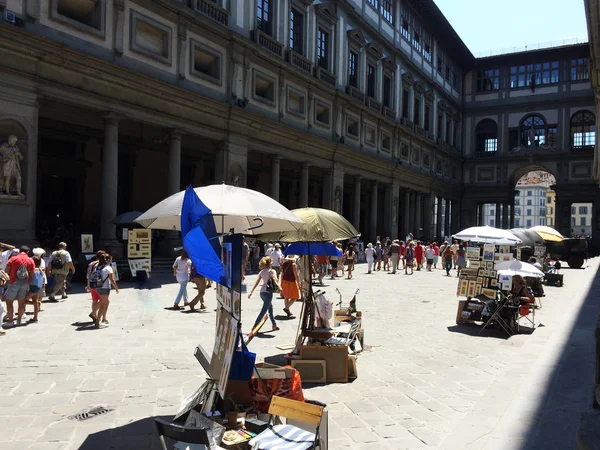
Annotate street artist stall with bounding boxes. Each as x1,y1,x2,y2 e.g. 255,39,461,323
137,185,334,449
258,207,362,384
452,226,543,336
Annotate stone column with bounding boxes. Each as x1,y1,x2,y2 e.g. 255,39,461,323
477,203,484,226
495,202,501,229
423,194,433,240
271,156,281,201
370,181,378,240
322,170,333,209
415,193,422,238
436,196,443,239
383,184,392,239
502,202,509,229
98,114,121,252
403,189,410,240
451,199,461,236
444,199,451,237
300,162,309,207
168,130,182,195
353,176,361,231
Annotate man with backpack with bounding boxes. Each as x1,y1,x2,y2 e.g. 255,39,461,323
3,245,34,327
47,242,75,302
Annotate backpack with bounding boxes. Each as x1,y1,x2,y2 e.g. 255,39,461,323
16,263,29,281
90,265,106,289
50,251,65,270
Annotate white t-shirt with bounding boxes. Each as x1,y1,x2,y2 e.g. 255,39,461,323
173,256,192,282
0,250,13,270
426,248,435,259
365,247,375,260
101,265,113,289
271,250,283,267
259,268,276,293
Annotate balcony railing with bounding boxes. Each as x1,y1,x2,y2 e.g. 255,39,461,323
252,29,283,58
195,0,229,26
571,146,594,154
287,50,312,74
367,97,381,113
474,150,498,157
346,85,365,103
383,107,396,120
315,66,336,86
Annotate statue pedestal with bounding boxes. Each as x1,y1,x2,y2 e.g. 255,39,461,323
0,193,25,200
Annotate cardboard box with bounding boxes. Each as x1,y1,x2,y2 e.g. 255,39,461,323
291,360,327,383
456,300,466,324
300,346,348,383
333,310,362,328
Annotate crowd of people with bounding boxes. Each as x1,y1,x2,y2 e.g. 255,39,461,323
0,241,119,334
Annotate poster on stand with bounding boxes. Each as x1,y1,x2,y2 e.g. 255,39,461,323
128,258,151,273
81,234,94,253
499,274,512,291
467,248,480,261
534,245,546,258
483,244,495,261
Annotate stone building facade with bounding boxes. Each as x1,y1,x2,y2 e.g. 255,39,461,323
0,0,597,253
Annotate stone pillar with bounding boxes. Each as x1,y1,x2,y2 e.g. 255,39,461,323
98,114,121,252
391,183,400,239
415,193,422,238
370,181,378,240
423,194,433,240
444,199,451,237
509,204,515,229
383,184,392,238
322,170,333,209
299,163,309,207
168,130,182,195
451,199,461,236
403,189,410,240
271,156,281,201
495,202,501,229
436,196,443,239
477,203,484,226
502,202,509,228
353,176,361,231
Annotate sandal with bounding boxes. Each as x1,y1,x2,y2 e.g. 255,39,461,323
283,308,292,317
272,325,280,331
200,304,207,310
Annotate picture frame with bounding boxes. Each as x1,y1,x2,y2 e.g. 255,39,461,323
476,276,483,285
81,234,94,254
470,261,480,269
490,279,498,287
459,280,468,297
490,270,497,278
467,280,476,298
483,270,490,277
478,269,486,276
482,288,496,298
487,262,494,269
475,283,482,296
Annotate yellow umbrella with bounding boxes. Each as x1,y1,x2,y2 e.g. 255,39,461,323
530,225,564,242
257,207,360,242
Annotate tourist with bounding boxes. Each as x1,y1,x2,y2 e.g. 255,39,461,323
415,241,424,271
242,237,250,280
172,249,191,309
248,256,281,331
456,244,467,276
86,250,106,323
18,256,44,324
32,248,47,311
451,239,460,269
442,243,454,276
47,242,75,301
316,255,328,285
95,254,119,328
389,240,400,274
345,244,356,279
265,242,274,258
329,243,339,279
365,243,375,274
432,242,440,269
374,242,384,271
280,255,300,317
405,242,415,275
271,244,283,277
188,263,207,311
4,245,34,325
337,243,345,277
400,240,406,270
425,243,435,272
382,239,391,271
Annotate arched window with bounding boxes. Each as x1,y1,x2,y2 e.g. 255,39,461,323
520,114,546,147
571,110,596,150
475,119,498,153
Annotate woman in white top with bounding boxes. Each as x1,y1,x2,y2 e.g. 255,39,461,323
365,243,375,274
96,254,119,328
173,249,192,309
248,256,282,331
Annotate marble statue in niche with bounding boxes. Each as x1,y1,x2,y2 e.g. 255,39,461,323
0,135,24,197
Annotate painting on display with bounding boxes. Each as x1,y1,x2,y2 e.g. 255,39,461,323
81,234,93,254
483,244,495,261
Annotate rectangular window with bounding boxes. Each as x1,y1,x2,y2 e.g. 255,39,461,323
526,219,532,227
257,0,272,36
424,104,430,131
412,22,421,53
315,102,331,126
317,28,329,70
348,51,358,88
515,219,521,227
581,216,587,226
346,117,359,137
437,56,443,74
445,66,451,82
453,123,458,147
571,206,576,214
510,62,559,88
490,219,495,227
445,119,450,142
527,199,532,206
383,75,392,108
580,206,588,214
400,7,410,40
437,113,442,138
402,89,409,119
571,58,589,81
366,0,378,7
367,64,376,98
131,14,170,61
413,97,420,125
289,8,304,54
477,69,500,92
381,0,393,23
254,73,275,103
572,217,576,226
381,133,392,150
56,0,103,30
192,43,221,83
287,89,305,116
452,71,459,90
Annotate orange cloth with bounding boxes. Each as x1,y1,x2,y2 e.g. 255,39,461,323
281,279,300,300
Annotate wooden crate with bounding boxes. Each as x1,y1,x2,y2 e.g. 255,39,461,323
291,360,327,383
300,346,348,383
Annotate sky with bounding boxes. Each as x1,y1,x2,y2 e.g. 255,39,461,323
434,0,589,56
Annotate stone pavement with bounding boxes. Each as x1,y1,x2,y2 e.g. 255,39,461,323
1,258,599,450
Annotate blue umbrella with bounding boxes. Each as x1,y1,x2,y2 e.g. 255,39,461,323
180,186,226,286
283,242,342,257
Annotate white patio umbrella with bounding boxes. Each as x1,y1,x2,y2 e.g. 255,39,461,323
495,260,544,278
453,226,522,245
135,184,305,234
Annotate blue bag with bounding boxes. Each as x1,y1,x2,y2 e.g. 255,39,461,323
228,332,256,382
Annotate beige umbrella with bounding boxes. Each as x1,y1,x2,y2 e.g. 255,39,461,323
257,207,360,242
530,225,564,242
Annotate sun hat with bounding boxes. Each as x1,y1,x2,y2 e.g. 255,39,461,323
367,243,373,248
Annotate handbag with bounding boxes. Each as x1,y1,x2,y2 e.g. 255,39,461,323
266,277,277,293
229,332,256,382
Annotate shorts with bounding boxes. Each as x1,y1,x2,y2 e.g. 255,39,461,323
96,288,110,297
330,260,338,269
90,289,102,302
5,281,28,301
427,259,434,265
28,285,41,294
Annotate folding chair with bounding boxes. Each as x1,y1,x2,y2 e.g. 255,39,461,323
480,290,516,337
154,418,211,450
249,396,325,450
325,319,362,353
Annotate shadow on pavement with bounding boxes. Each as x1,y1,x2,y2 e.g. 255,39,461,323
446,324,510,340
78,415,170,450
517,264,600,449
